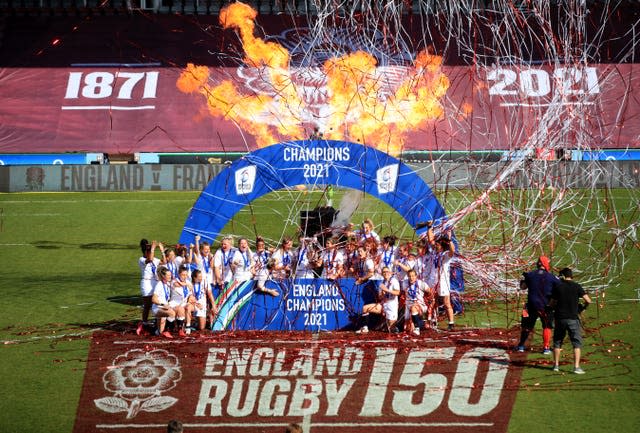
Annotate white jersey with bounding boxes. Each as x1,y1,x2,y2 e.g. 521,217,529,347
191,281,208,313
195,253,214,288
357,257,375,279
140,257,160,296
151,280,172,314
170,280,192,307
213,248,235,284
404,279,429,307
138,256,147,275
436,252,453,296
395,256,416,283
272,248,293,279
294,246,315,279
378,246,397,273
165,259,181,281
321,249,344,279
356,230,380,244
421,249,438,288
380,276,400,321
232,248,254,282
379,276,400,304
252,250,271,280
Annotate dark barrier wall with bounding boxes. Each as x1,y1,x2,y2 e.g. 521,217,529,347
1,161,639,192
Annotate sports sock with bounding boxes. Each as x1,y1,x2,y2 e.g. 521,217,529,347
411,314,424,330
543,328,552,348
360,313,369,328
518,329,529,346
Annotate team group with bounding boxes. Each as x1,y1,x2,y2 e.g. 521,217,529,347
137,219,458,337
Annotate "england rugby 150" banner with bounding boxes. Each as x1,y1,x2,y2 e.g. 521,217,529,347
73,331,524,433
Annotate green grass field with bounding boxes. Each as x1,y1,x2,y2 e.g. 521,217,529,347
0,190,638,433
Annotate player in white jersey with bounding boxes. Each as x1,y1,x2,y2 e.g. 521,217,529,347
394,242,417,284
190,269,212,332
342,239,359,277
293,238,318,279
164,247,184,281
137,239,162,335
194,235,215,289
320,237,344,280
252,237,279,296
213,235,235,288
231,238,254,282
363,237,382,280
170,265,193,337
419,242,438,288
435,234,456,330
417,240,439,328
377,235,398,276
404,269,432,336
356,267,401,333
355,245,375,285
351,218,380,245
151,267,177,338
192,235,218,326
354,245,381,310
271,236,294,280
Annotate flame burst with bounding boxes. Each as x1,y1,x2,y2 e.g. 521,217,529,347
177,2,452,154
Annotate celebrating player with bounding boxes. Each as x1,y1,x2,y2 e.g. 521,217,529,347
137,239,161,335
356,267,401,333
231,237,254,283
151,266,177,338
404,269,430,336
252,236,279,296
190,269,214,333
170,265,193,337
320,237,345,280
271,236,294,279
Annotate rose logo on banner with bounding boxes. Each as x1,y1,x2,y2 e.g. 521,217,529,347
94,349,182,419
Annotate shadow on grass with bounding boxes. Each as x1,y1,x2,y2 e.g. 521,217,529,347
68,319,134,333
107,294,142,306
31,240,138,250
80,243,138,250
16,271,133,286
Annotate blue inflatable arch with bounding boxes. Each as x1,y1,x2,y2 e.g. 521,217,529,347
179,140,464,331
179,139,450,245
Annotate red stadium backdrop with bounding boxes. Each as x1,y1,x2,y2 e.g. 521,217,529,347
1,7,639,155
1,63,638,154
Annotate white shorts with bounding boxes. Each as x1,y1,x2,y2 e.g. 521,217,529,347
404,302,427,320
194,306,207,318
438,285,450,297
169,300,187,309
382,300,398,321
151,304,172,316
140,280,154,297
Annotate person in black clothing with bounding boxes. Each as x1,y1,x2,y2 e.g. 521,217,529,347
549,267,592,374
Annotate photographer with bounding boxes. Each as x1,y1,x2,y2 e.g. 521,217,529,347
548,267,592,374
